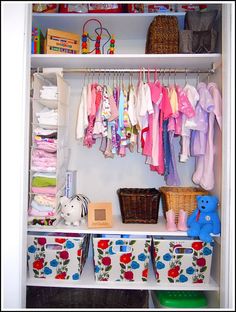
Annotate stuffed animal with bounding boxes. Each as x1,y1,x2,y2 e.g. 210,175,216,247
187,195,221,242
60,194,90,226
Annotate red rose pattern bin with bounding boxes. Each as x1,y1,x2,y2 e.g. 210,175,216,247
152,236,213,284
92,235,151,282
27,232,90,280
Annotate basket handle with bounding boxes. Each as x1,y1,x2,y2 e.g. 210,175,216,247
45,243,63,251
173,247,193,255
111,245,132,254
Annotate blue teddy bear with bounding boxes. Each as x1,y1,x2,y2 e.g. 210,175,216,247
187,195,221,243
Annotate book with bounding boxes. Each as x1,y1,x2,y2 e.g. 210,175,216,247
32,27,44,54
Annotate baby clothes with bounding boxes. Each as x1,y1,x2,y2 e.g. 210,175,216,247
198,82,222,190
192,82,215,185
31,149,57,172
76,85,88,140
180,84,199,162
36,107,58,126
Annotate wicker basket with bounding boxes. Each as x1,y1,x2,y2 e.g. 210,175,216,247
159,187,209,222
117,188,160,224
146,16,179,54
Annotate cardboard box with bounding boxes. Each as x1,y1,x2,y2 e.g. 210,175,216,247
152,236,213,284
93,235,151,282
27,232,89,280
46,29,80,54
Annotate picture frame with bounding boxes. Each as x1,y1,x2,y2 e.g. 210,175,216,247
88,202,113,228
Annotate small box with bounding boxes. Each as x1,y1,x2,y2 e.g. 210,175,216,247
27,232,90,280
92,235,151,282
152,236,213,284
46,29,80,54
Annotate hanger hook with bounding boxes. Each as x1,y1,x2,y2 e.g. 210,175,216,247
185,68,188,84
197,70,200,85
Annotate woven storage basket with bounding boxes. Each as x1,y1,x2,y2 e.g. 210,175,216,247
146,16,179,54
159,187,209,223
117,188,160,224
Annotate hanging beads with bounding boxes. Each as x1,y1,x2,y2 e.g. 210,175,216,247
82,32,88,54
109,34,115,54
95,35,101,54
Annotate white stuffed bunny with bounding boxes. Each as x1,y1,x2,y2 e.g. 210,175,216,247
60,194,89,226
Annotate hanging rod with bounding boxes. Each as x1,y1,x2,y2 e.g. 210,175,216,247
63,67,215,74
33,65,216,74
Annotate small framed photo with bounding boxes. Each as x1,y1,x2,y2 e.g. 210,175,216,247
88,202,113,228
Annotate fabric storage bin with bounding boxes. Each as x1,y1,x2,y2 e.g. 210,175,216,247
117,188,160,223
159,187,209,223
92,234,151,282
27,232,90,280
152,236,213,284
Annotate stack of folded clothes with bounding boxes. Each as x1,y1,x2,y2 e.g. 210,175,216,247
33,127,57,152
29,172,60,226
31,149,57,172
36,107,58,126
40,86,58,100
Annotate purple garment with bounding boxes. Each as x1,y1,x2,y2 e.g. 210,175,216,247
190,82,214,156
165,131,181,186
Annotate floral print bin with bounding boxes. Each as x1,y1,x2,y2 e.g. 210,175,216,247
152,237,213,284
92,235,151,282
27,232,90,280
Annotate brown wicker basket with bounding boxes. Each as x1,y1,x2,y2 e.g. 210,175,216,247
117,188,160,224
146,16,179,54
159,187,209,222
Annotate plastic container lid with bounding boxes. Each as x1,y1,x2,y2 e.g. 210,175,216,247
154,291,207,308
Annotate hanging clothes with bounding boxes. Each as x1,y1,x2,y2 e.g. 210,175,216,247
198,82,222,190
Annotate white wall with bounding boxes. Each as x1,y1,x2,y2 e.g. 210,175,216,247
1,2,31,309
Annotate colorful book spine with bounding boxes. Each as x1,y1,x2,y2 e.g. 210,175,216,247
32,27,44,54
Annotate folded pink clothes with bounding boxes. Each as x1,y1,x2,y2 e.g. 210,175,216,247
34,140,57,153
32,149,57,158
28,207,55,217
31,186,57,195
32,158,57,166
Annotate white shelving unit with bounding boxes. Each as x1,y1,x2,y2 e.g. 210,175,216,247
27,5,226,308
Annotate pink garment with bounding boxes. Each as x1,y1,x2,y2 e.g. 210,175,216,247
161,87,172,120
31,186,57,195
28,207,55,217
34,140,57,153
31,149,57,171
84,84,102,148
143,80,162,163
176,85,195,118
196,83,222,190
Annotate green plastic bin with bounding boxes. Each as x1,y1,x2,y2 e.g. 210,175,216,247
151,290,207,309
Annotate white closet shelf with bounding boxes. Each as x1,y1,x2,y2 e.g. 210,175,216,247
31,54,222,70
27,257,219,290
27,215,220,239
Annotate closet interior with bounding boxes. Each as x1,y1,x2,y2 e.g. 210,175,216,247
26,2,226,309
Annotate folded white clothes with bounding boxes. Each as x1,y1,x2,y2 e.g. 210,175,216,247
34,127,57,136
40,86,58,100
36,107,58,117
33,172,56,178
